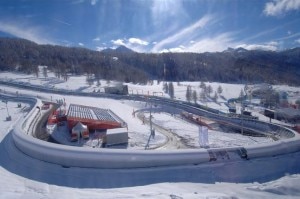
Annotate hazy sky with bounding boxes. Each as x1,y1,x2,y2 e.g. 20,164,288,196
0,0,299,52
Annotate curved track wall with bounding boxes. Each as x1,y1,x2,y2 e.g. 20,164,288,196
4,87,300,168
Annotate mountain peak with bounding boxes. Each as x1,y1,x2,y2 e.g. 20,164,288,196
235,47,248,53
115,45,135,53
223,47,248,54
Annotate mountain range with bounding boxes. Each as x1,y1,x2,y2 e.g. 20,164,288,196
0,38,299,85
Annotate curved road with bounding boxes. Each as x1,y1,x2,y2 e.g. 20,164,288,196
136,111,187,150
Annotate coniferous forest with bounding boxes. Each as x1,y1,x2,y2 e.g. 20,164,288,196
0,37,299,85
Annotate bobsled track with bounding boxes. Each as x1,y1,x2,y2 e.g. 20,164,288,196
6,91,300,170
1,88,300,188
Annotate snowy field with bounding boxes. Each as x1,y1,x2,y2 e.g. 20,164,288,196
0,71,300,198
151,112,274,148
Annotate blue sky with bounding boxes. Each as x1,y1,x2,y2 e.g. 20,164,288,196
0,0,300,53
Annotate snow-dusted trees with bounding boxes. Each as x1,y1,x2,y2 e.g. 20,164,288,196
200,90,206,101
199,81,206,89
168,82,174,99
192,90,198,104
206,85,213,97
95,72,101,86
163,82,169,94
217,85,223,95
213,91,218,102
42,66,48,78
163,82,174,99
239,89,245,98
186,85,192,102
86,74,94,86
34,66,39,78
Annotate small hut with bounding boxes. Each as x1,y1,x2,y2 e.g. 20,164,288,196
104,127,128,146
71,122,89,141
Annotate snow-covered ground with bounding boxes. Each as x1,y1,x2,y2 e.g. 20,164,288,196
0,71,300,198
151,112,274,148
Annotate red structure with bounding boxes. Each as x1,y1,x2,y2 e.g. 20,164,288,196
47,108,67,125
181,111,214,130
293,125,300,134
66,104,125,131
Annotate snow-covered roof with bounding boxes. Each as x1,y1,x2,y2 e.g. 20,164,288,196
67,104,117,122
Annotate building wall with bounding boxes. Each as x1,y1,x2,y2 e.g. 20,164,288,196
67,117,121,131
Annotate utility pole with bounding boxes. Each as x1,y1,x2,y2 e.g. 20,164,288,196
5,101,9,117
145,98,154,149
241,103,244,135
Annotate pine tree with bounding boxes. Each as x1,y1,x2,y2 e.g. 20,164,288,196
192,90,198,104
62,72,68,81
42,66,48,79
186,85,192,102
163,82,169,93
200,90,206,101
168,82,174,99
199,81,206,89
213,91,218,102
207,85,213,97
86,74,94,86
239,89,245,98
217,85,223,95
34,66,39,78
96,79,101,86
95,72,101,86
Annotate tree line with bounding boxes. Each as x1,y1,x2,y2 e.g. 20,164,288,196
0,38,300,85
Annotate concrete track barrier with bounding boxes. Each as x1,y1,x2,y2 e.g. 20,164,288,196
9,94,300,169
